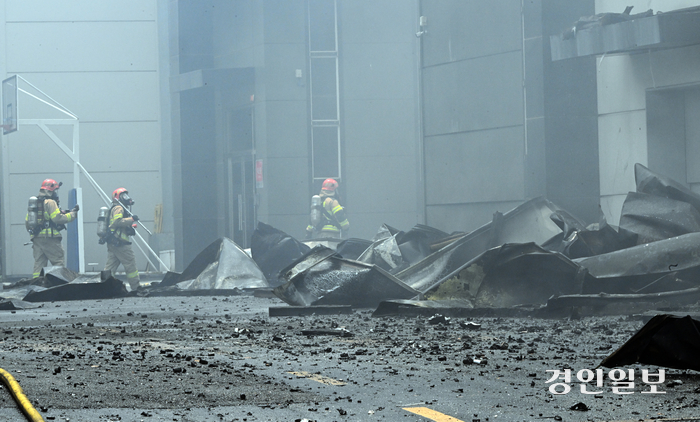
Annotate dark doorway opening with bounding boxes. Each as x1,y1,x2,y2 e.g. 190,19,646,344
226,107,256,248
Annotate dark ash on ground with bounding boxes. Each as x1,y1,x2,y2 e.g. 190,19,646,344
0,295,698,421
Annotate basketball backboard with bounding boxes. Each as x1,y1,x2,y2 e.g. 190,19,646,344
1,75,17,135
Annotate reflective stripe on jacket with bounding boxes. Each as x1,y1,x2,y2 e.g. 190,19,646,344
320,196,349,233
109,204,135,244
26,195,75,239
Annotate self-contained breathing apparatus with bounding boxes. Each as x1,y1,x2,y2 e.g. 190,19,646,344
26,193,65,236
96,206,111,244
308,194,343,233
97,205,136,246
309,195,322,231
97,191,138,245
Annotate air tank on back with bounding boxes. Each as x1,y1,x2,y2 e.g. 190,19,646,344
310,195,322,229
26,196,39,234
96,206,110,240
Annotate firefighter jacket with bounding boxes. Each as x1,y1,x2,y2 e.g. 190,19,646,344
26,191,77,239
317,192,349,235
108,204,136,245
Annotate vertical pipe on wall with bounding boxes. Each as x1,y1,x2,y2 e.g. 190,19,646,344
0,0,8,277
416,0,426,224
521,0,528,157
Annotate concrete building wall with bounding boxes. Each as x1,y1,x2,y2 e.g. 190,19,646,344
0,0,163,276
338,0,422,239
542,1,599,225
204,0,422,245
420,1,599,233
255,0,311,240
596,0,700,13
170,0,420,267
596,0,700,224
420,0,527,234
411,0,602,234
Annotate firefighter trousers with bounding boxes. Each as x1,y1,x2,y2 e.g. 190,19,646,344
31,237,65,278
105,243,140,289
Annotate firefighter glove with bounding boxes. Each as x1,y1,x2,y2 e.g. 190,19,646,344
131,214,139,222
72,205,79,213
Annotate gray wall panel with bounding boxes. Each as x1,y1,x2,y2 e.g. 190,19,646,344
345,155,418,213
422,51,523,136
8,122,160,174
10,72,160,122
686,88,700,184
649,44,700,88
426,200,523,235
339,0,416,44
265,101,309,158
264,44,309,101
6,22,158,72
647,90,687,185
341,42,415,101
7,126,74,174
543,0,599,224
525,116,546,198
213,1,264,68
544,114,600,221
598,111,647,196
421,0,522,67
263,0,307,44
343,99,415,158
424,127,525,205
525,37,544,119
265,156,310,216
179,86,217,268
349,212,419,240
523,0,542,39
6,0,156,21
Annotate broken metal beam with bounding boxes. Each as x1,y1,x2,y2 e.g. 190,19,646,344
269,305,353,317
546,287,700,309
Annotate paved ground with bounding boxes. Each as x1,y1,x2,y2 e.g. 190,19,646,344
0,289,698,422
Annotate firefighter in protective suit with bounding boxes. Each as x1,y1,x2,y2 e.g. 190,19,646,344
25,179,79,278
305,178,350,239
103,188,141,290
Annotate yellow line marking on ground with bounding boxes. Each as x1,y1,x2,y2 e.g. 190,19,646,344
287,371,346,386
403,407,464,422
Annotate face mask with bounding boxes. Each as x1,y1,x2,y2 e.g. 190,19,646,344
119,193,134,206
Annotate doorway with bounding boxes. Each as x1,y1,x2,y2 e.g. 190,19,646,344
226,107,256,248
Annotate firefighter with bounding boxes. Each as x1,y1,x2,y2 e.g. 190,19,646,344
103,188,141,290
25,179,79,278
305,178,350,239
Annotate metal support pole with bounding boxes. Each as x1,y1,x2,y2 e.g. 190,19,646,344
75,162,170,271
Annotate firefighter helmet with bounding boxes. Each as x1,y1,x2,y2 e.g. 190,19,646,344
41,179,60,191
112,188,128,201
113,187,134,206
321,178,338,192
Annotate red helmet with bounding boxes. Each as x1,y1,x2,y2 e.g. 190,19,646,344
322,178,338,192
41,179,60,191
112,187,128,201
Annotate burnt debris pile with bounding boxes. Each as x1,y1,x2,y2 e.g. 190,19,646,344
5,163,700,317
268,163,700,316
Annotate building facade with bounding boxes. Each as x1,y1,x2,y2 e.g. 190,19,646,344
1,0,699,276
0,0,164,276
